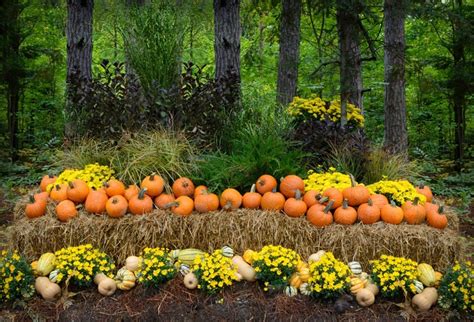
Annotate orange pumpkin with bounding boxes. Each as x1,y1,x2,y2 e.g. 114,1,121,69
67,179,89,203
103,179,126,197
106,195,128,218
194,185,208,198
402,197,426,224
307,201,334,227
34,191,49,203
172,177,195,197
168,196,194,216
370,194,389,209
342,175,370,206
426,205,448,229
195,192,219,213
56,200,78,222
124,185,140,201
40,174,57,192
128,189,153,215
284,190,307,218
25,195,47,219
220,188,242,210
154,193,175,209
380,201,404,224
424,202,438,213
357,199,381,224
334,199,357,225
303,190,320,208
320,188,343,209
261,189,285,211
256,174,278,194
50,184,68,202
242,184,262,209
85,188,108,214
416,184,433,202
280,175,305,198
141,174,165,197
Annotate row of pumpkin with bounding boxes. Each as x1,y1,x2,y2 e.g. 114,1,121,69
26,173,447,229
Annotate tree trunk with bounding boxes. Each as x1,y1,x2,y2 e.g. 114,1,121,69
65,0,93,138
213,0,241,95
383,0,408,155
276,0,301,106
336,0,363,124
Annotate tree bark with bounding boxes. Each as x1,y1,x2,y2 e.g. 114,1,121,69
383,0,408,155
213,0,241,88
276,0,301,106
336,0,363,124
65,0,93,138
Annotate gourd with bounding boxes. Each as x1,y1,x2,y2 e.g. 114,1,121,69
234,272,243,282
348,261,362,275
334,199,357,225
94,273,116,296
221,246,234,258
289,273,302,288
231,256,257,282
308,250,326,263
413,280,424,294
260,189,285,211
300,283,312,296
356,288,375,306
49,270,59,283
417,263,436,287
242,184,262,209
320,188,343,209
125,256,142,272
115,267,136,291
128,188,154,215
412,287,438,311
35,277,61,301
179,264,191,276
365,282,379,296
280,175,305,198
434,272,443,287
37,253,56,276
194,192,219,213
243,249,256,264
283,190,307,218
342,175,370,206
172,249,206,266
256,174,277,194
183,272,198,289
219,188,242,210
350,277,367,294
284,285,298,297
140,174,165,197
298,267,310,282
172,177,195,197
31,261,38,275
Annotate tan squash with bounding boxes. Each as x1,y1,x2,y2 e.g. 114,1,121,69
125,256,142,272
35,277,61,301
365,282,379,296
356,288,375,307
183,272,198,289
412,287,438,312
94,273,116,296
308,250,326,263
231,256,256,282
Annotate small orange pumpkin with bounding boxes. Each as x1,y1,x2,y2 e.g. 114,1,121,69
25,195,47,219
242,184,262,209
103,179,126,197
85,188,108,214
67,179,89,203
194,192,219,213
426,205,448,229
106,195,128,218
416,184,433,202
124,185,140,201
381,201,404,224
402,197,426,224
256,174,278,194
194,185,208,198
34,191,49,203
56,200,78,222
280,175,305,198
357,199,381,224
128,189,153,215
169,196,194,216
154,193,175,209
342,175,370,207
334,199,357,225
320,188,343,209
50,184,68,202
307,201,334,227
40,174,57,192
303,190,321,208
141,174,165,197
260,189,285,211
370,194,389,209
172,177,195,197
284,190,307,218
220,188,242,210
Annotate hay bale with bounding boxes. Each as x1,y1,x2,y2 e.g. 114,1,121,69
9,200,464,271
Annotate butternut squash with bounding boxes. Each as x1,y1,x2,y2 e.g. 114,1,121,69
35,277,61,301
231,256,257,282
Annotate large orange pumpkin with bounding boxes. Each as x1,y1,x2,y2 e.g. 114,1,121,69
172,177,195,197
56,200,78,222
370,194,389,209
34,191,49,203
320,188,343,209
416,184,433,202
50,184,68,203
154,193,175,209
242,184,262,209
357,199,381,224
303,190,320,208
334,199,357,225
124,185,140,201
283,190,307,218
40,174,57,192
128,189,153,215
104,179,126,197
220,188,242,210
141,174,165,197
106,195,128,218
307,201,334,227
402,197,426,224
195,192,219,213
261,189,285,211
170,196,194,216
342,175,370,206
426,205,448,229
85,188,108,214
280,175,305,198
256,174,278,194
194,185,208,198
67,179,89,203
25,195,47,219
380,201,404,225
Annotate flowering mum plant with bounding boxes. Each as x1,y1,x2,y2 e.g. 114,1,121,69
0,250,35,302
367,179,426,205
304,166,352,192
48,163,114,190
51,244,115,287
136,247,176,287
370,255,419,298
306,252,351,299
252,245,301,291
438,261,473,312
192,249,238,294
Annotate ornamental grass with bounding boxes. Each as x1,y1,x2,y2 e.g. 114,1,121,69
10,198,464,271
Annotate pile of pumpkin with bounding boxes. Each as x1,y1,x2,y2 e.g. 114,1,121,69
26,173,446,229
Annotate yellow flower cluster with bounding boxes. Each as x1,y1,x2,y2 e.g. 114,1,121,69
0,250,35,302
287,96,364,127
192,249,237,294
48,163,115,190
53,244,115,287
304,167,352,192
438,261,473,312
370,255,419,298
252,245,301,291
367,179,426,205
136,247,176,287
307,252,351,299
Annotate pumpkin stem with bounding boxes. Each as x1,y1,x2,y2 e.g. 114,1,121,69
319,196,329,204
112,197,119,204
413,197,419,205
68,181,75,189
342,198,349,209
295,189,302,200
250,184,256,193
29,195,35,203
48,174,55,178
55,184,60,191
138,188,147,200
164,184,172,194
164,201,179,209
438,206,444,214
150,174,155,181
223,201,232,210
272,187,277,193
390,200,397,207
418,184,425,189
323,200,334,213
103,181,109,188
349,174,357,187
367,198,373,207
